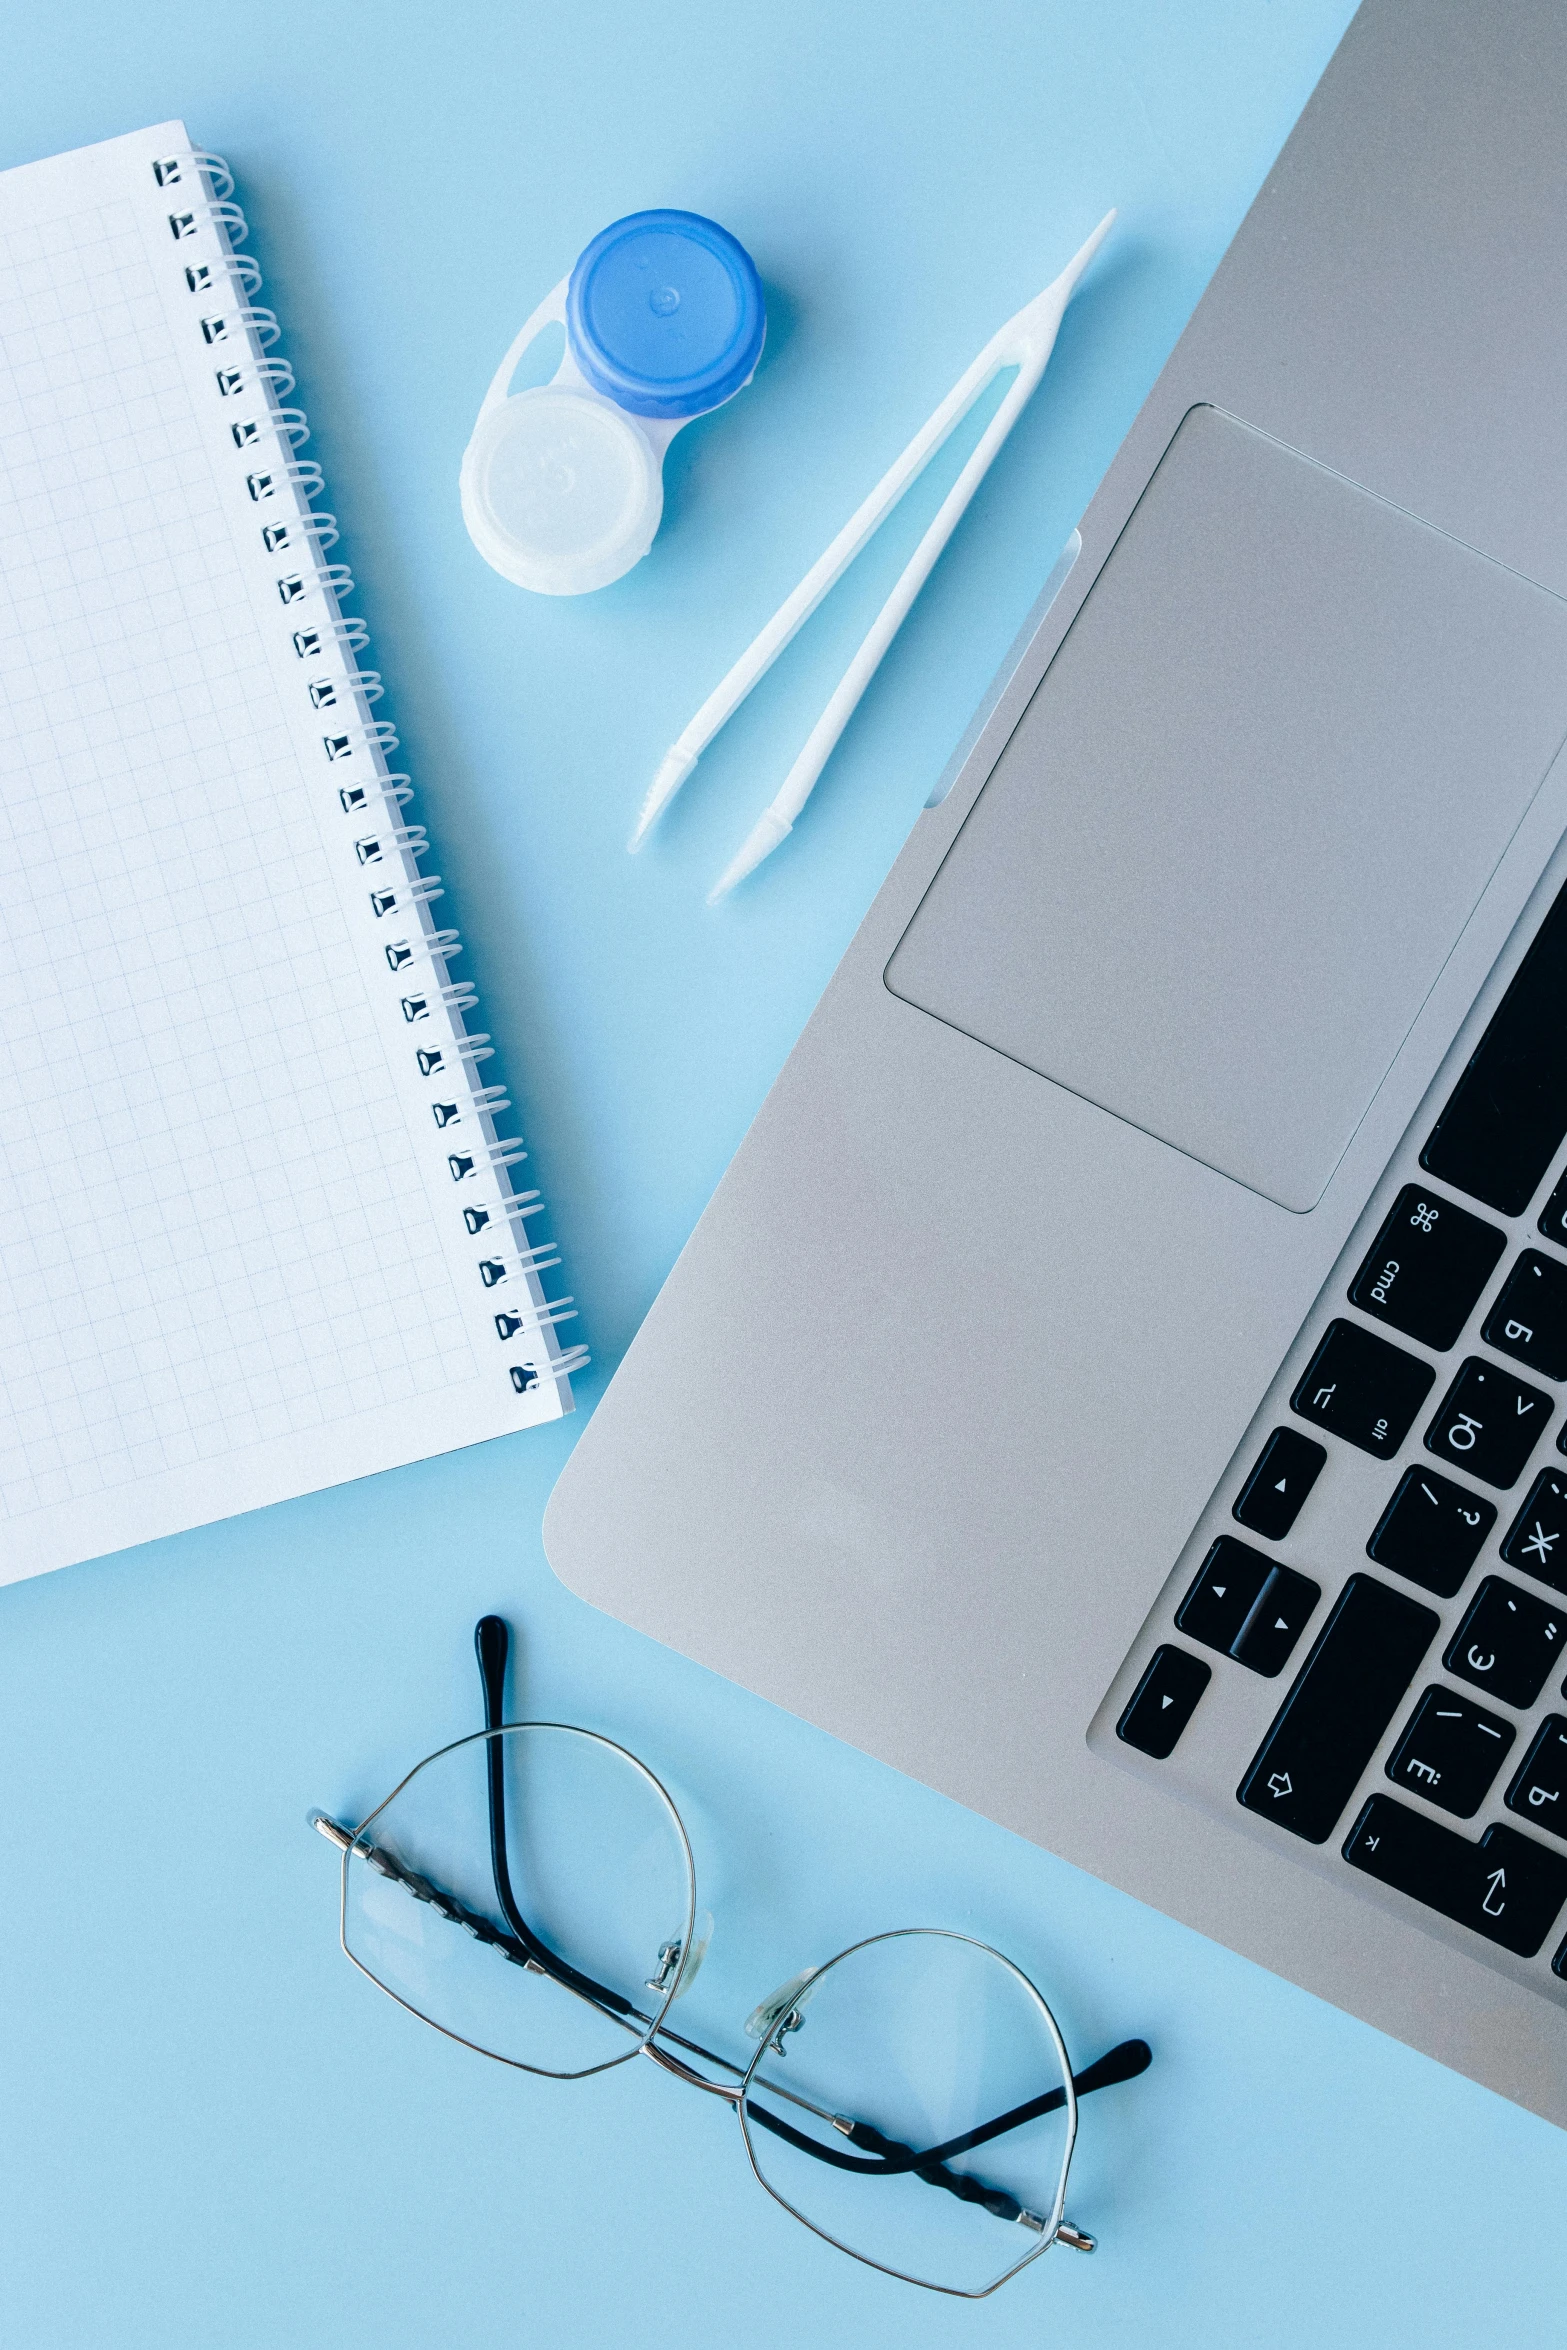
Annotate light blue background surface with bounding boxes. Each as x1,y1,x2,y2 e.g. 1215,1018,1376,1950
5,5,1566,2344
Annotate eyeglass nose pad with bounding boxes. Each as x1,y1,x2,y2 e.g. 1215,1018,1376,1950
743,1964,822,2047
678,1908,714,1997
648,1908,714,2000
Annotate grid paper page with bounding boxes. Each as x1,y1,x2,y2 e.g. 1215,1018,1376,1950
0,128,569,1583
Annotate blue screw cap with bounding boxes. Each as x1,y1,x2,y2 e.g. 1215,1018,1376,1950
566,210,766,421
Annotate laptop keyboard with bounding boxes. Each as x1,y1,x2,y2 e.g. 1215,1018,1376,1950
1101,872,1567,1996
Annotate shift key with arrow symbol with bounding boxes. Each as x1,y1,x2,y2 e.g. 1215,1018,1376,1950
1344,1796,1567,1956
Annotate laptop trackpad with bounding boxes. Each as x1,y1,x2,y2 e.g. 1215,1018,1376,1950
885,406,1567,1211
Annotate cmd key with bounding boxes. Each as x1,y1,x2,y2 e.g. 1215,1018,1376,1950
1344,1796,1567,1957
1349,1185,1503,1350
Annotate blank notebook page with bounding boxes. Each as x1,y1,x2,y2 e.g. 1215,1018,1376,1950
0,124,576,1584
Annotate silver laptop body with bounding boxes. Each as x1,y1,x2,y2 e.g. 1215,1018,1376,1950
545,0,1567,2124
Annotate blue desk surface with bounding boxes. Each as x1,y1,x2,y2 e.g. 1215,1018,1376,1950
6,5,1567,2344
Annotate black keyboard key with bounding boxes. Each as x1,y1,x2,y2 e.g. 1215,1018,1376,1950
1344,1797,1567,1957
1176,1539,1319,1677
1505,1715,1567,1842
1176,1538,1270,1651
1556,1936,1567,1981
1424,1356,1551,1487
1116,1645,1211,1759
1539,1167,1567,1252
1230,1563,1320,1678
1232,1427,1325,1542
1444,1575,1567,1708
1291,1320,1434,1459
1420,875,1567,1216
1348,1185,1504,1350
1237,1574,1437,1843
1366,1466,1495,1598
1385,1686,1514,1818
1500,1468,1567,1597
1482,1250,1567,1380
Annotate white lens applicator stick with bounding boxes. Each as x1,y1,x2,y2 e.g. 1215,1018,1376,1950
626,210,1115,898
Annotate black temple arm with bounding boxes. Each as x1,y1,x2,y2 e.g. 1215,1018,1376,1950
473,1615,639,2019
745,2035,1152,2214
743,2097,1034,2224
894,2036,1153,2170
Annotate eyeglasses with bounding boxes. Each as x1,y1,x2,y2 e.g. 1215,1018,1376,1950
310,1615,1151,2300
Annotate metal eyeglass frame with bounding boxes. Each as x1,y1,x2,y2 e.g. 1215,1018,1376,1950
310,1615,1151,2299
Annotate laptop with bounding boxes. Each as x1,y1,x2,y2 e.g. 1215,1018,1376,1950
544,0,1567,2125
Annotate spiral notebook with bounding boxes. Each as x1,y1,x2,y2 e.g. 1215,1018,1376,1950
0,123,586,1585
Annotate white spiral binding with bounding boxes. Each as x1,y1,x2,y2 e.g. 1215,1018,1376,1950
382,928,462,977
201,303,281,350
195,251,262,296
153,150,233,199
376,874,446,914
401,979,477,1021
274,566,351,617
246,456,326,504
522,1297,579,1330
167,148,586,1394
233,404,309,449
355,820,427,857
294,617,370,656
216,355,297,399
324,718,400,760
339,772,413,812
514,1241,562,1274
283,512,345,552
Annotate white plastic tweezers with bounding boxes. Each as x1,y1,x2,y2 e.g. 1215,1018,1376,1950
628,210,1115,900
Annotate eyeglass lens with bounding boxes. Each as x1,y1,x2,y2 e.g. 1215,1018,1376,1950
739,1930,1072,2295
341,1724,695,2079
